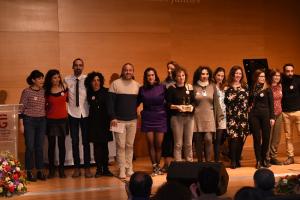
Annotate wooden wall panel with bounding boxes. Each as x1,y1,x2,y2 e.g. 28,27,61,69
0,0,58,32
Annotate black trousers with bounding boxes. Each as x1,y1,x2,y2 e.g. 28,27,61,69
48,135,66,169
161,116,174,158
229,137,243,164
213,129,226,162
93,142,109,171
250,111,271,162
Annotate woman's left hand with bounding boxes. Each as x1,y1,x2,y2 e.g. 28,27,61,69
270,119,275,126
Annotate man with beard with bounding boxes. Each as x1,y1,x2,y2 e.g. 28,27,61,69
64,58,92,177
108,63,140,179
281,64,300,165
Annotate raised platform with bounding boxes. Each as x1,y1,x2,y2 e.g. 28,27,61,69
13,156,300,200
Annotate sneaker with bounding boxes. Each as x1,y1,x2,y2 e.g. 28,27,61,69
126,168,134,177
270,158,282,165
119,168,126,179
72,168,81,178
85,168,93,178
37,171,47,181
283,157,294,165
26,171,37,182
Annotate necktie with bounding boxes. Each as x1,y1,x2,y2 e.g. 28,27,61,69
76,78,79,107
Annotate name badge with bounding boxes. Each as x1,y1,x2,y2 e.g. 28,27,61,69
202,90,207,97
34,97,38,101
92,96,96,100
260,93,264,97
61,92,65,96
290,85,294,90
186,90,190,95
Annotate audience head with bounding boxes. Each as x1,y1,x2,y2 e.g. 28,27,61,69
26,70,44,87
283,63,294,78
129,171,153,199
44,69,64,95
193,66,212,85
197,167,220,194
143,67,160,87
254,168,275,191
154,181,192,200
234,186,263,200
84,71,105,92
72,58,84,77
121,63,135,80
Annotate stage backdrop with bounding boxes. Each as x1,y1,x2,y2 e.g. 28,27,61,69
0,0,299,161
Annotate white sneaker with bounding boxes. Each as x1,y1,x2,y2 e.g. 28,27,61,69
119,168,126,179
126,168,134,177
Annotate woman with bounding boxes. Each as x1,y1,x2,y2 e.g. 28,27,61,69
161,61,178,172
213,67,227,162
192,66,223,162
268,69,283,165
138,67,167,176
224,66,250,169
166,66,194,162
249,69,275,168
44,69,68,178
19,70,46,181
84,71,113,177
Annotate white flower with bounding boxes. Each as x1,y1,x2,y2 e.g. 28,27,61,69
15,167,20,172
282,178,288,184
0,166,3,171
5,177,11,182
17,183,24,191
2,161,8,165
10,161,15,166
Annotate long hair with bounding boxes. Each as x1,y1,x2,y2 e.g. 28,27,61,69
213,67,227,90
165,61,179,82
143,67,160,88
43,69,64,95
252,69,269,92
227,65,247,88
192,66,212,85
26,70,44,85
268,68,281,85
120,62,135,79
84,71,105,93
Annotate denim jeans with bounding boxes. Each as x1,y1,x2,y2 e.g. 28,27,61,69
23,116,46,170
68,115,91,168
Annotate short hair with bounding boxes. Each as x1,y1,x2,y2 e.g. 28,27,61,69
192,66,213,85
234,186,263,200
129,172,153,198
153,181,192,200
253,168,275,191
283,63,294,72
84,71,105,93
143,67,160,88
197,167,219,194
72,58,84,67
26,70,44,85
172,66,188,83
268,68,281,85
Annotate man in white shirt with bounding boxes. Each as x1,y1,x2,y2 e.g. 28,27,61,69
64,58,92,178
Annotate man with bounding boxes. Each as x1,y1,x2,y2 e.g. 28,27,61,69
108,63,140,178
126,171,153,200
253,168,275,198
64,58,92,178
281,64,300,165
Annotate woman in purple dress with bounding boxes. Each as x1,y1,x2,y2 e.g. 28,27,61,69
138,67,167,176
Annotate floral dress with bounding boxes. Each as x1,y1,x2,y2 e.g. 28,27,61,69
224,86,250,138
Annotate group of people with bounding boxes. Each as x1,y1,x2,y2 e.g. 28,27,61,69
19,58,300,181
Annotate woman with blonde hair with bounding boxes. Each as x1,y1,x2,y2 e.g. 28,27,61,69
249,69,275,169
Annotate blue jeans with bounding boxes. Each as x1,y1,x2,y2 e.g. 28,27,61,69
23,116,46,170
68,115,91,168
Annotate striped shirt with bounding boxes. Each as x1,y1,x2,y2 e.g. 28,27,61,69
19,87,46,117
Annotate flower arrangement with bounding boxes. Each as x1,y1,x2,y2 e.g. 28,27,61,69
0,151,27,197
275,174,300,195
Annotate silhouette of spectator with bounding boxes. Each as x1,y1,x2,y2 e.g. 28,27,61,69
153,181,192,200
253,168,275,198
126,171,153,200
234,186,263,200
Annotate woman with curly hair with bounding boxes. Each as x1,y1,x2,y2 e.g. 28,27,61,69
84,71,113,177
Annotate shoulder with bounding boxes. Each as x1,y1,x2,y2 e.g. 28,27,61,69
186,83,193,90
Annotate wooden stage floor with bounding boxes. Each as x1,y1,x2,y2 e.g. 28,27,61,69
13,156,300,200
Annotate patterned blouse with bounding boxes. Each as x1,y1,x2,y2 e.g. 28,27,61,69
271,84,282,116
224,86,250,138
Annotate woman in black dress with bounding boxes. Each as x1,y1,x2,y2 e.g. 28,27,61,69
84,72,113,177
